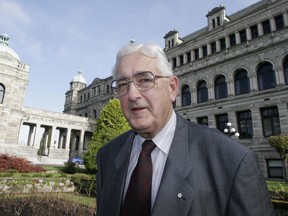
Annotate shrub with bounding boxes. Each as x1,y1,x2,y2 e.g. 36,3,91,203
71,173,96,196
0,154,46,173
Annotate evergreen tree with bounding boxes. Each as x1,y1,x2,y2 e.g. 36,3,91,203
84,98,130,172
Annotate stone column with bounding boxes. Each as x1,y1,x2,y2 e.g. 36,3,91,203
235,32,240,45
216,40,220,52
27,124,34,146
65,128,71,150
225,36,230,49
207,43,212,56
79,130,85,151
251,108,263,144
246,27,252,41
274,66,285,86
270,17,276,32
283,13,288,27
257,23,263,36
278,102,288,134
49,126,56,149
32,123,41,148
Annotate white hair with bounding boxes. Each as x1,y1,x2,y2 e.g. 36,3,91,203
112,43,173,78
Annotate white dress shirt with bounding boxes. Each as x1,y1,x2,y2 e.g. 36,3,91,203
123,111,177,208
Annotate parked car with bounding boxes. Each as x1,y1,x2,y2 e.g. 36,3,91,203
68,156,84,167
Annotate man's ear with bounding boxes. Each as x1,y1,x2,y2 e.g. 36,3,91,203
169,76,179,102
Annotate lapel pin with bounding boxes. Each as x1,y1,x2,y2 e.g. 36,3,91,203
177,193,183,199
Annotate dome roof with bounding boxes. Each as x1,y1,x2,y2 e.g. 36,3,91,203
0,33,20,61
71,71,87,84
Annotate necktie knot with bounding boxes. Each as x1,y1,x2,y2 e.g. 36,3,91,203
142,140,156,153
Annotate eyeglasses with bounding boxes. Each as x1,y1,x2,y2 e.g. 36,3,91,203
111,71,170,97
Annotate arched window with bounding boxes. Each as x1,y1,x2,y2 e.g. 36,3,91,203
181,85,191,107
283,57,288,85
0,84,5,104
257,62,276,90
93,109,97,119
234,69,250,95
215,75,227,99
197,80,208,103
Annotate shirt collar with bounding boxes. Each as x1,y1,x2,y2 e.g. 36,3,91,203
137,111,177,155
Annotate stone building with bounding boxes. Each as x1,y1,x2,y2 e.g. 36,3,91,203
163,0,288,178
65,0,288,178
0,33,94,165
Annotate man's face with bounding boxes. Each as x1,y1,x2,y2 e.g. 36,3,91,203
114,53,178,138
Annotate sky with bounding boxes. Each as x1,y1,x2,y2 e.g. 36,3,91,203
0,0,260,113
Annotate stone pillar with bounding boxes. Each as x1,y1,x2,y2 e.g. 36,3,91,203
49,126,56,149
191,87,197,106
257,23,263,36
250,74,258,91
274,67,285,86
278,103,288,134
27,124,34,146
207,43,212,56
32,123,41,148
199,47,203,59
283,13,288,27
225,36,230,49
183,53,188,64
65,128,71,150
270,17,276,32
79,130,85,151
246,27,252,41
176,56,180,67
191,50,195,61
227,80,235,96
208,85,214,100
216,40,220,52
251,108,263,144
235,32,240,45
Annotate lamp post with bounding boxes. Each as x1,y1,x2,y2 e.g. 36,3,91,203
224,122,240,137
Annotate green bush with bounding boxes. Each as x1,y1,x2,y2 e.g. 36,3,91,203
71,173,95,196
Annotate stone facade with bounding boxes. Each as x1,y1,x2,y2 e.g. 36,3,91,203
163,0,288,178
64,0,288,178
0,34,94,165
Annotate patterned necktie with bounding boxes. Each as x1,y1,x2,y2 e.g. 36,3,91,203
122,140,156,216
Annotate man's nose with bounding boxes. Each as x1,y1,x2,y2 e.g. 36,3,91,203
127,81,141,100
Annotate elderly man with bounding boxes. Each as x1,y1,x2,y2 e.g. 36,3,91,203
96,43,275,216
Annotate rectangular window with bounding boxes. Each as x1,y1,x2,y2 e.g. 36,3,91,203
267,159,283,179
186,51,191,63
179,55,184,65
250,24,258,39
261,106,281,137
172,57,177,68
215,113,228,133
202,45,207,57
237,111,253,139
229,34,236,47
275,14,284,30
194,49,199,60
220,38,226,50
217,16,220,26
262,19,271,35
239,29,247,43
211,42,216,54
197,116,208,126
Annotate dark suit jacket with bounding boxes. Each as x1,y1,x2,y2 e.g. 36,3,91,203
96,114,275,216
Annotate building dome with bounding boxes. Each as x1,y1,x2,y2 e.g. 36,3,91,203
0,33,20,61
71,71,87,84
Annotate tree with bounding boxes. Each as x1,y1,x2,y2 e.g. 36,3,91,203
268,135,288,181
84,98,130,173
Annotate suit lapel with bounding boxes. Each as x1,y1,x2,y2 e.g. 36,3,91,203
152,116,195,216
106,131,135,216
